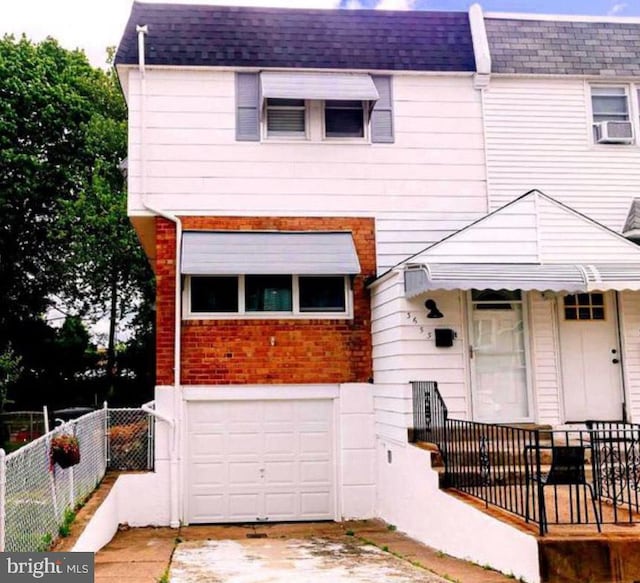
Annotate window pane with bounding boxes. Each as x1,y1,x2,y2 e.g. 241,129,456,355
577,293,590,306
191,277,238,312
325,101,364,137
592,307,605,320
565,307,577,320
246,275,292,311
591,86,626,96
299,276,346,312
592,95,628,116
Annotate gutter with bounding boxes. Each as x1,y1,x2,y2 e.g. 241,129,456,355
136,24,181,529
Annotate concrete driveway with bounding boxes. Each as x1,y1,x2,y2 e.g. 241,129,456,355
169,537,444,582
95,520,517,583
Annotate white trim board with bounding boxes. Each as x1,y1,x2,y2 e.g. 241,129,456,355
182,384,340,401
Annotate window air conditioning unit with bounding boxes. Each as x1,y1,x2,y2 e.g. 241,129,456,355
595,121,634,144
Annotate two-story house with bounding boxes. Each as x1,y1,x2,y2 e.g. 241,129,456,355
108,4,640,582
114,0,485,529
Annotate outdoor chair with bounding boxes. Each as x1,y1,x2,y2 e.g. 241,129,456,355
525,444,601,533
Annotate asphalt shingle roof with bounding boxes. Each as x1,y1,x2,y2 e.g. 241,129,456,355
486,17,640,76
115,2,475,72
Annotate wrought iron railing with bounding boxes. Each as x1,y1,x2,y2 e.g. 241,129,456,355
411,381,640,535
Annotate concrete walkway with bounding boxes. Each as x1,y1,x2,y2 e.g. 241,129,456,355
95,520,517,583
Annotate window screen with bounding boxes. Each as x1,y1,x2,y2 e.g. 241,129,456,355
325,100,365,138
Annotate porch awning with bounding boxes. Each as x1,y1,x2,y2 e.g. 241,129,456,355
404,263,640,297
181,231,360,275
260,71,379,102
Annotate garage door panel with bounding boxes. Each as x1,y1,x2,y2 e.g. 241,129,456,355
264,432,297,455
229,493,261,520
192,462,226,485
229,461,262,485
263,461,296,485
300,460,331,484
263,401,295,421
192,434,225,456
298,400,332,421
300,432,331,455
300,492,332,517
227,433,262,455
264,492,298,518
191,494,225,521
188,398,335,524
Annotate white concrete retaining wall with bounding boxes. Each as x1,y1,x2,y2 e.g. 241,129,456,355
374,382,540,583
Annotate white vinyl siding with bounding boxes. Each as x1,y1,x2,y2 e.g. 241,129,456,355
619,291,640,422
484,77,640,231
371,273,470,419
126,69,487,274
528,292,562,426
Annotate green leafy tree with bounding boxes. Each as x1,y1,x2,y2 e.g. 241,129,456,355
0,36,154,406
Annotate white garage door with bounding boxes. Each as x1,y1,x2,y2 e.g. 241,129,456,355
187,399,335,524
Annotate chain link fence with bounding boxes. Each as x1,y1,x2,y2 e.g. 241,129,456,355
107,409,154,472
0,405,154,552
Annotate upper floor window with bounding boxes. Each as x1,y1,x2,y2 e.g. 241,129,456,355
266,99,307,139
324,101,365,139
590,86,634,144
235,72,393,143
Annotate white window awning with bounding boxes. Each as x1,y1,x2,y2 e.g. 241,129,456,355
260,71,379,102
182,231,361,275
404,263,640,297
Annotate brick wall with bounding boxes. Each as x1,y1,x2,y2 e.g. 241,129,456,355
155,216,376,386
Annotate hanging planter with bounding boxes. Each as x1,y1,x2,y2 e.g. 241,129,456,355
50,434,81,469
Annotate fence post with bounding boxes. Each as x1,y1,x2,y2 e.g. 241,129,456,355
0,448,6,552
43,406,60,522
103,402,109,470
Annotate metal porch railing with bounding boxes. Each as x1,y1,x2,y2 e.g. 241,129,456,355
411,381,640,536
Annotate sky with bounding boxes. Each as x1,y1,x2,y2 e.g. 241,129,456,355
1,0,640,68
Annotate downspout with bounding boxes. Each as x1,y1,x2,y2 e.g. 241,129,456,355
136,24,182,529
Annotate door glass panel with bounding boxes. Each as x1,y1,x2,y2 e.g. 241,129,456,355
472,290,529,421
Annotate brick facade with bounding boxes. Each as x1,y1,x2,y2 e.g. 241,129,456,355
155,216,376,386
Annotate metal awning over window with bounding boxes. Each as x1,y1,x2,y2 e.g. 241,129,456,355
182,232,361,275
260,71,379,102
404,263,640,297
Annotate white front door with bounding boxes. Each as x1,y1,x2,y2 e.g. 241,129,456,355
469,290,532,422
187,399,335,524
559,292,624,422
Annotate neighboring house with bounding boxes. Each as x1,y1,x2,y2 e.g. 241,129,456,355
112,4,640,582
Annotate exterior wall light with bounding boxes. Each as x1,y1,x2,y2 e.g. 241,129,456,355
425,299,443,319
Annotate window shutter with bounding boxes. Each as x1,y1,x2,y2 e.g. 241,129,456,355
371,76,394,143
236,73,260,141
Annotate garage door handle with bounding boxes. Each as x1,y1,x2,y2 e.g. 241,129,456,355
612,358,620,364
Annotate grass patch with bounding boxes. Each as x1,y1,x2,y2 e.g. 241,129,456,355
157,568,170,583
387,524,397,532
58,508,77,538
345,530,355,537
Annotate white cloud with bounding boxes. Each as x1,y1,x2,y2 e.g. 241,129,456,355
608,2,628,15
375,0,416,10
345,0,363,8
